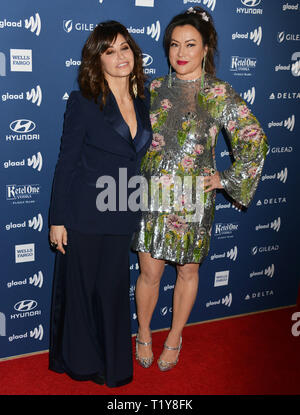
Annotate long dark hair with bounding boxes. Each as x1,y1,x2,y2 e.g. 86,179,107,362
163,7,218,75
78,20,146,109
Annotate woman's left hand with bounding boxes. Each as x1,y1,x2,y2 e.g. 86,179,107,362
204,171,223,193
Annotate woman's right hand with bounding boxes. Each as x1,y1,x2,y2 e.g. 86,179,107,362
49,225,68,254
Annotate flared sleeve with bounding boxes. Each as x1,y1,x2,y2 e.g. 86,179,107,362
218,83,269,207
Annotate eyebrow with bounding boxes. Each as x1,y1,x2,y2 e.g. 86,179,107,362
171,38,197,43
108,41,129,48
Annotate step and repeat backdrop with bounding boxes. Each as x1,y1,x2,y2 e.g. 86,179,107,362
0,0,299,360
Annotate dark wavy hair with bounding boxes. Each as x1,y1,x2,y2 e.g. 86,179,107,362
163,7,218,75
78,20,146,109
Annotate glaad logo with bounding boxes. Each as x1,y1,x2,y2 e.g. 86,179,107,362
5,213,43,232
27,152,43,171
268,115,295,131
210,246,238,261
2,85,42,106
3,152,43,171
0,312,6,336
291,52,300,76
255,217,281,232
65,58,81,68
275,52,300,77
240,87,255,104
0,51,6,76
183,0,216,12
147,21,161,41
26,86,42,106
28,213,43,232
261,167,288,184
24,13,41,36
7,271,43,289
206,293,232,308
283,3,299,11
232,27,262,46
250,264,275,278
0,13,41,36
277,31,300,43
127,21,161,41
136,0,154,6
30,324,43,341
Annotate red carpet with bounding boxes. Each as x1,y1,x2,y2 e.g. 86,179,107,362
1,306,300,396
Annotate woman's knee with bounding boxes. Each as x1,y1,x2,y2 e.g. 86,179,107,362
176,264,199,283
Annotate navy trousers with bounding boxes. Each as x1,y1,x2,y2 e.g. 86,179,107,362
49,229,133,387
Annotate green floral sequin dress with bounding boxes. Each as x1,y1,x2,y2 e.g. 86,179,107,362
131,74,268,264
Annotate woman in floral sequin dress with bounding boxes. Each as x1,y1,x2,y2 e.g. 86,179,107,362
132,7,268,371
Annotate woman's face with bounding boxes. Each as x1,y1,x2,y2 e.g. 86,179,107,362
100,33,134,82
169,24,208,81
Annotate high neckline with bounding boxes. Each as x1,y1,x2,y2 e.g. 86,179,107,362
173,73,203,83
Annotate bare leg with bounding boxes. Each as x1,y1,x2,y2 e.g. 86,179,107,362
159,263,200,362
136,252,165,359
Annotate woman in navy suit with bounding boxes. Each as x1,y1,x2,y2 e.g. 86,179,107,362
48,21,152,388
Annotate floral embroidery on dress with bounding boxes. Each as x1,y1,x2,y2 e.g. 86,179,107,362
132,74,268,264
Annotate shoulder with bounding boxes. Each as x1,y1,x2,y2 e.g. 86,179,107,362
204,74,242,103
205,74,234,93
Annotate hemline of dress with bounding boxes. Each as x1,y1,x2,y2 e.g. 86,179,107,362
133,247,204,265
49,360,133,388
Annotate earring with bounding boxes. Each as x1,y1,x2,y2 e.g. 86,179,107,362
131,74,138,98
201,55,206,90
168,64,172,88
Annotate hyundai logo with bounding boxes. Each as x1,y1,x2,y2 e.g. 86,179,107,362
14,300,37,312
10,119,36,133
142,53,153,67
241,0,261,6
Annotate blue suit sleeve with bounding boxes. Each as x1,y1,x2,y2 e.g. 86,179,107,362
49,91,85,225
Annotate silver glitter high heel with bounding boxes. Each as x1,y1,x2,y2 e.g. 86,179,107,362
157,336,182,371
135,335,154,368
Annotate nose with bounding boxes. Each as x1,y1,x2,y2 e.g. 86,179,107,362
177,45,185,58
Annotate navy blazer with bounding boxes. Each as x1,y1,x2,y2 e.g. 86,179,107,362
49,89,152,234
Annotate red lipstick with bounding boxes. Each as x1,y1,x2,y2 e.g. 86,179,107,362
177,60,188,65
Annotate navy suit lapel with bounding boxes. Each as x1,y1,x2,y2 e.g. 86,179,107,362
102,91,152,153
134,96,152,153
103,92,132,145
